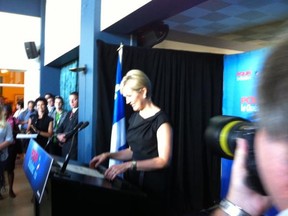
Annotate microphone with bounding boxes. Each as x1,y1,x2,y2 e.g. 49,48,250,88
44,135,54,150
59,121,89,174
79,121,89,131
30,125,38,134
64,121,83,139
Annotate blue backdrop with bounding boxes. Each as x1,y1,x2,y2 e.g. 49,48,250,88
222,47,278,215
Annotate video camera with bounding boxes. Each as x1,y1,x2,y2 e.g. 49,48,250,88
204,115,266,195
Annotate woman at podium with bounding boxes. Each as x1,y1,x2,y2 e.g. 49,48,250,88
90,69,173,216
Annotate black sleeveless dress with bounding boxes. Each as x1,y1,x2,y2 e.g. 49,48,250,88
30,113,53,150
124,110,172,216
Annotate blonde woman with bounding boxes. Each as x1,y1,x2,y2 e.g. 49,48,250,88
0,105,14,200
90,69,173,216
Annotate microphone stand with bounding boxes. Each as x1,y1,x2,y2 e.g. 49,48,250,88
44,135,54,151
53,121,89,177
60,133,76,174
53,131,78,178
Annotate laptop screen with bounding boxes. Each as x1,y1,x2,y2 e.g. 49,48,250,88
22,139,54,204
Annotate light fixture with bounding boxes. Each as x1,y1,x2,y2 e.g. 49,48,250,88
69,65,86,74
0,69,8,74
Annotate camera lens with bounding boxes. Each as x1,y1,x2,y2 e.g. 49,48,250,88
204,115,267,195
205,115,249,159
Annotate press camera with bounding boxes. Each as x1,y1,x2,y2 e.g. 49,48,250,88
204,115,266,195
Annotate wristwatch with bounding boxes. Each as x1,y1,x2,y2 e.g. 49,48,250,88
131,160,137,171
219,199,251,216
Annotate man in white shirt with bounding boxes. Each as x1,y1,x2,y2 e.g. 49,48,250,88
44,93,55,116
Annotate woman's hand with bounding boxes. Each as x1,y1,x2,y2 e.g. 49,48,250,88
104,162,131,181
89,153,109,169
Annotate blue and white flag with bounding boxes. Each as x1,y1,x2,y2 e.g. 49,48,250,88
109,44,127,167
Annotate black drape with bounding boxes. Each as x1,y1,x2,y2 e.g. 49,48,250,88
97,40,223,215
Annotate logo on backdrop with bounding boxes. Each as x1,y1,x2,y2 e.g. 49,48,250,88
236,70,260,81
236,70,252,81
240,96,258,113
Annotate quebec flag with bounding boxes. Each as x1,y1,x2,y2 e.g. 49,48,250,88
109,45,127,167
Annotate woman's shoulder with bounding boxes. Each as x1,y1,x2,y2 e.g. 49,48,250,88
154,110,172,128
29,112,38,120
155,110,170,120
42,113,54,122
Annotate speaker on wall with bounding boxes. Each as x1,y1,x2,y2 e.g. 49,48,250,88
24,41,39,59
135,21,169,48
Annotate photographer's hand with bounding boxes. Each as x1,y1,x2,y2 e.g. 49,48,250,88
225,138,271,215
212,138,271,216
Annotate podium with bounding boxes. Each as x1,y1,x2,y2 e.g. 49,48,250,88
34,156,147,216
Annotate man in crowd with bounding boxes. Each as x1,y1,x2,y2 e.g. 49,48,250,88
56,92,79,160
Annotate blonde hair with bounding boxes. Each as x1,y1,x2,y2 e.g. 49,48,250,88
120,69,152,99
0,105,7,128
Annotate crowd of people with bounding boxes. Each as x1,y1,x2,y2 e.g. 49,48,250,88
0,69,173,215
0,91,79,200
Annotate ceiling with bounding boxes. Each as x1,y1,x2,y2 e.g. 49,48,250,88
161,0,288,52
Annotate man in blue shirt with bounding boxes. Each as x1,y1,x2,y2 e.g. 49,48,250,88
17,100,36,152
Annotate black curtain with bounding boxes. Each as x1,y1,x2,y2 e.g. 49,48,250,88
97,40,223,215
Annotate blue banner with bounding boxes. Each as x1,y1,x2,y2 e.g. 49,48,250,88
222,47,278,215
223,48,269,119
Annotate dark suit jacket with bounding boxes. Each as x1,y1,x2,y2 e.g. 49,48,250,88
56,109,78,160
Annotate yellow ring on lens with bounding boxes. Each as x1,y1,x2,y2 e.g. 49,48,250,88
219,120,241,157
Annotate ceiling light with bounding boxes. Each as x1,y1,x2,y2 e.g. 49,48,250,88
0,69,8,73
